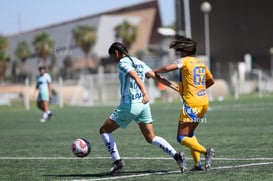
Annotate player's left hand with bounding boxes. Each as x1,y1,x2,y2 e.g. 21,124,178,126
142,94,150,104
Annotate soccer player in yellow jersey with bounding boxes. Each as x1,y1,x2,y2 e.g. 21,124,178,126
154,36,215,171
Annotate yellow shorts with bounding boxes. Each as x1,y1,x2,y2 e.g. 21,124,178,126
179,104,208,123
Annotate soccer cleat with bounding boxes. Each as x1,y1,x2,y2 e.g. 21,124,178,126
48,112,53,120
109,159,125,173
205,148,215,171
189,166,204,171
174,152,187,173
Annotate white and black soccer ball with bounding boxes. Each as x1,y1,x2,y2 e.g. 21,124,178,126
72,138,91,158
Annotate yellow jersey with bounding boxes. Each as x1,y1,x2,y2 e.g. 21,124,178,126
176,56,213,106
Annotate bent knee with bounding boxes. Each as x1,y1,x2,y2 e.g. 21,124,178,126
99,126,105,134
99,118,119,134
177,135,186,143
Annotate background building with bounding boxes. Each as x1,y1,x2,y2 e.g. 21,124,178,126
2,0,273,106
6,0,162,79
177,0,273,79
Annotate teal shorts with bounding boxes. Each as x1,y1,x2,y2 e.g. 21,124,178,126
37,92,49,102
109,102,153,128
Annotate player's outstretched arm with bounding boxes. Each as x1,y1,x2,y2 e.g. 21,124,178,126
146,71,178,92
153,63,178,73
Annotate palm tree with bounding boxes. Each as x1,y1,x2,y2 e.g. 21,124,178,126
15,40,31,63
72,25,96,74
114,21,137,49
15,40,31,81
72,25,96,58
0,35,9,83
32,32,55,66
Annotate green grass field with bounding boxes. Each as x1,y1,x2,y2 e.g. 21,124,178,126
1,95,273,181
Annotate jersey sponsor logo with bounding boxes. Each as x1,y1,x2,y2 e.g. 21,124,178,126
131,92,142,100
197,89,206,96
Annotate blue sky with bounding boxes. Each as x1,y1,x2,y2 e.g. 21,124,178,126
0,0,175,36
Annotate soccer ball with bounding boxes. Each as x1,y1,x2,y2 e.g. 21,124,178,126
72,138,91,157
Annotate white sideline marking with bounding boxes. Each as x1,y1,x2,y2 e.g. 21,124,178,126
212,162,273,169
73,170,180,181
1,157,273,180
72,162,273,181
1,156,273,161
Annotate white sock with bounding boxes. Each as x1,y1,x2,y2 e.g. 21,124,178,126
100,133,121,161
152,136,177,157
43,112,48,119
47,110,51,114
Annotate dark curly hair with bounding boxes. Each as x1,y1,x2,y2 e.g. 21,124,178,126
169,36,197,56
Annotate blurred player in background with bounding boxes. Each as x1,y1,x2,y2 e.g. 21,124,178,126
154,36,215,171
34,66,53,123
99,42,187,173
157,81,167,101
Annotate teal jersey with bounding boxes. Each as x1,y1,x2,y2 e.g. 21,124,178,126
36,73,51,95
118,56,151,103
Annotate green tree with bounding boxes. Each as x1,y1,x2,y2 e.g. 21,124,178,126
72,25,96,58
0,35,9,82
115,21,137,49
0,35,8,52
32,32,55,65
15,40,31,63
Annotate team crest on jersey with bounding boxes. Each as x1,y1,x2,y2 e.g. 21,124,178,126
135,64,144,74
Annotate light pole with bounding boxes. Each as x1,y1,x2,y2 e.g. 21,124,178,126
175,0,183,36
200,1,212,70
270,47,273,77
183,0,192,38
200,2,212,100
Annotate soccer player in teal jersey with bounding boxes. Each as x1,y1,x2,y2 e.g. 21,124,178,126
99,42,187,173
35,66,53,123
